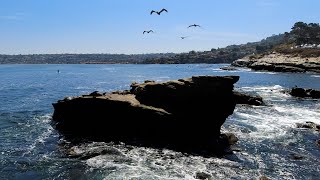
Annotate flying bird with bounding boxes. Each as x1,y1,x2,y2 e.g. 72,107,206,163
188,24,201,28
143,30,154,34
180,36,189,39
150,8,168,15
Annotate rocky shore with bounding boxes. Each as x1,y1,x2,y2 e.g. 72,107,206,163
232,53,320,73
52,76,263,155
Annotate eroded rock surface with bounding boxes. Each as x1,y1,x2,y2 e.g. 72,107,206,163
52,76,240,154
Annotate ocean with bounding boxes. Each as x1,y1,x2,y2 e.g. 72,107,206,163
0,64,319,179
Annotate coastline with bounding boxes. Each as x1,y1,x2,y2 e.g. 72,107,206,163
232,52,320,73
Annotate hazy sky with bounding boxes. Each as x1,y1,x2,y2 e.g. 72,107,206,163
1,0,319,54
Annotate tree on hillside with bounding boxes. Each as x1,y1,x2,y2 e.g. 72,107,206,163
291,22,320,45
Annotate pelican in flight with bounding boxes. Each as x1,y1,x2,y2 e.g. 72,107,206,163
150,8,168,15
143,30,154,34
188,24,201,28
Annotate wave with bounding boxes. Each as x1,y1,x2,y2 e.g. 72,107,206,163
22,114,54,156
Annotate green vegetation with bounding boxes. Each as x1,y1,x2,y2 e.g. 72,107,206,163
287,22,320,45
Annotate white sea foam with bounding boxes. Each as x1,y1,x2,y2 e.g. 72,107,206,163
23,114,54,156
229,85,320,140
249,71,278,75
80,143,256,179
310,75,320,78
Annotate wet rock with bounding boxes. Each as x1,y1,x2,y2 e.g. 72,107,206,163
290,87,307,97
316,140,320,147
296,122,320,131
144,80,155,83
231,58,254,67
289,153,304,160
290,87,320,99
195,172,212,180
310,89,320,98
220,66,237,71
223,133,238,145
89,91,103,97
52,76,240,155
249,62,275,71
259,176,271,180
234,91,264,106
274,65,305,72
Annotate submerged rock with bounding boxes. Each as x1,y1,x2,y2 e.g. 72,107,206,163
52,76,240,155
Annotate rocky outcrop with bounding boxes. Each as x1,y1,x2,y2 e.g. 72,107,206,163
233,91,264,106
52,76,240,155
296,122,320,131
232,53,320,73
220,66,238,71
290,87,320,99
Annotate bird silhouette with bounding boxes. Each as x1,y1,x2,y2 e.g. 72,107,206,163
143,30,154,34
180,36,189,39
188,24,201,28
150,8,168,15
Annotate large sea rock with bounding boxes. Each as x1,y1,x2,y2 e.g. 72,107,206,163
52,76,240,154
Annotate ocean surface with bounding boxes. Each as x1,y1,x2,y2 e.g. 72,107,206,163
0,64,319,180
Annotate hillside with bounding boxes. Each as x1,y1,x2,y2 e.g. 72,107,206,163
141,34,285,64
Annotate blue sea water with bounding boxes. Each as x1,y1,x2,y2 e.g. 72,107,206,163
0,64,319,179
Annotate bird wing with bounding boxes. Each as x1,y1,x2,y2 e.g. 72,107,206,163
187,25,193,28
143,31,146,34
160,8,168,13
150,10,156,15
149,30,154,33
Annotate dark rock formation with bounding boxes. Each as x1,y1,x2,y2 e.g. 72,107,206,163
231,59,254,67
220,66,238,71
52,76,240,155
249,62,306,73
290,87,320,99
316,140,320,147
195,172,212,180
234,91,264,106
296,121,320,131
289,153,304,160
259,176,271,180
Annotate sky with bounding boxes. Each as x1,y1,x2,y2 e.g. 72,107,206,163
0,0,319,55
